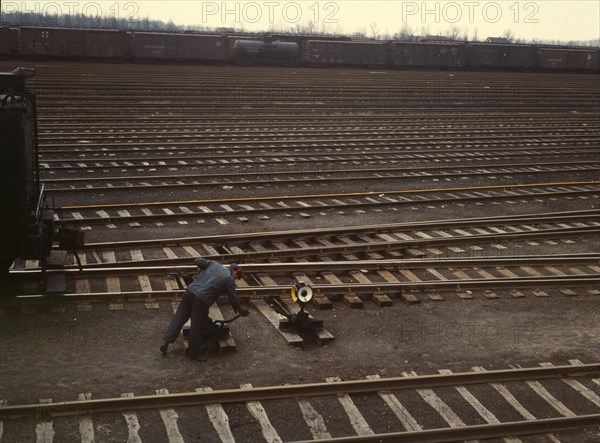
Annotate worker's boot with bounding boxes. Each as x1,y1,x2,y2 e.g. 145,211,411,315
160,341,169,355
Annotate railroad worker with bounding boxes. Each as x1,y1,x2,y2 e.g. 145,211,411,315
160,259,249,361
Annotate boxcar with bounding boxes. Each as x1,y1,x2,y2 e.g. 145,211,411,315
20,27,129,58
537,47,600,71
466,43,537,69
132,32,228,62
0,26,20,57
306,40,388,67
391,42,465,68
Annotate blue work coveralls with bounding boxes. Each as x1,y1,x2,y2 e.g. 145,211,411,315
163,258,243,358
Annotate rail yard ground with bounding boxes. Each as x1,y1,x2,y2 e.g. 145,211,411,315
0,60,599,441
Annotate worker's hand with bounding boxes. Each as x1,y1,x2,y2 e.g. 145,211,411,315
239,307,250,317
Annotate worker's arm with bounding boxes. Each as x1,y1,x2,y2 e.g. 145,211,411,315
225,280,249,316
194,257,212,269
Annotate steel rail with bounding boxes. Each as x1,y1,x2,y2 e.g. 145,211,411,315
58,204,600,234
35,91,600,100
11,254,600,275
37,120,596,134
42,162,599,185
3,276,598,305
80,233,598,260
34,82,599,92
34,126,600,141
43,168,600,194
34,100,600,109
37,128,600,140
38,142,599,157
58,181,600,211
38,143,598,160
38,115,596,124
292,415,600,443
36,111,596,121
233,276,600,295
193,228,600,263
35,82,593,92
35,107,600,116
37,109,600,118
37,150,599,166
35,88,599,99
39,99,600,107
36,120,600,135
32,109,595,120
33,133,600,150
36,112,600,125
82,209,600,249
1,364,597,419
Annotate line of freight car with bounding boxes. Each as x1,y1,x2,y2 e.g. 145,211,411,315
0,26,300,62
1,25,599,72
0,26,343,63
299,39,599,71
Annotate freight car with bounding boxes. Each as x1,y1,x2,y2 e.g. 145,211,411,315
233,37,299,65
466,43,537,70
19,26,130,59
391,41,465,68
0,67,50,276
0,26,20,57
537,47,600,71
132,32,228,62
0,67,84,288
305,40,388,67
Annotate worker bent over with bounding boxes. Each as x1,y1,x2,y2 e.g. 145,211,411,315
160,258,249,361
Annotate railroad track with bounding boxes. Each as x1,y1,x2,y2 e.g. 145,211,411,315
42,208,600,259
8,211,599,305
25,65,599,107
18,62,598,209
9,61,595,118
36,121,599,138
1,362,598,442
37,146,599,166
41,162,599,194
53,182,599,227
36,128,600,145
38,142,600,195
36,113,599,125
8,256,598,308
9,254,598,305
37,132,598,151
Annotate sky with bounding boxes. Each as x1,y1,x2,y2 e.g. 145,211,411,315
3,1,600,42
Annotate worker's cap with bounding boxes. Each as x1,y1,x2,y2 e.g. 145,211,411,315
229,263,242,277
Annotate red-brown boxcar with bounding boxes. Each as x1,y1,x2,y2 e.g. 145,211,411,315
391,42,465,68
132,32,228,62
466,43,536,69
0,26,20,57
20,27,129,58
537,47,600,72
305,40,388,66
84,29,130,59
